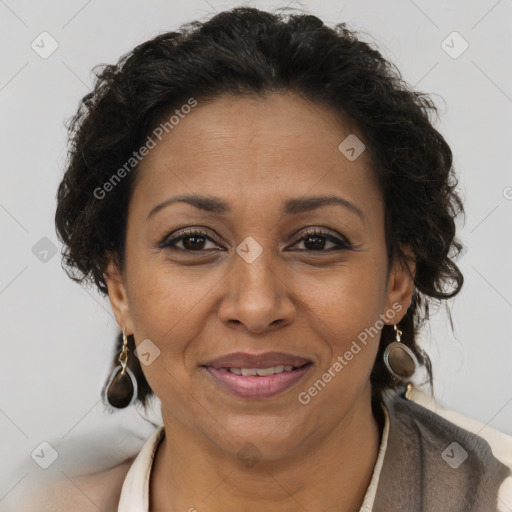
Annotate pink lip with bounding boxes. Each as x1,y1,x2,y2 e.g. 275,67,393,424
204,364,312,399
202,351,311,369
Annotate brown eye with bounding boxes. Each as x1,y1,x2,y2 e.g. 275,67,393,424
160,229,221,252
292,229,351,251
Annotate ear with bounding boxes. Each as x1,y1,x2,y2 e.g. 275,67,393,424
383,245,416,324
104,259,134,334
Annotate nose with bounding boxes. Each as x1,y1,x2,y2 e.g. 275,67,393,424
218,247,297,334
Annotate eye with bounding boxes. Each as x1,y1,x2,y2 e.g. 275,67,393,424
290,229,351,252
159,229,222,252
158,227,351,253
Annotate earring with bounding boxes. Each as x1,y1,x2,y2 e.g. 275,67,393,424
383,324,418,381
104,327,138,408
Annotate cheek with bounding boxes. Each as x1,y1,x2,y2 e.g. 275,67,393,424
126,249,220,336
299,263,386,370
125,264,209,408
124,255,229,400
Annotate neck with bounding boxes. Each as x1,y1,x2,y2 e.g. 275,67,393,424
150,389,382,512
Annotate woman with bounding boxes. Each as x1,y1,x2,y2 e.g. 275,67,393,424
19,6,512,512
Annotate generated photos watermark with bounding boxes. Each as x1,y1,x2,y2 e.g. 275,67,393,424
93,97,198,200
298,302,403,405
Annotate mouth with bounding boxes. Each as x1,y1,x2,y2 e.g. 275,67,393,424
201,352,313,400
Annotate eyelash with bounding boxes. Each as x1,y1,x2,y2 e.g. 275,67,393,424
158,228,351,253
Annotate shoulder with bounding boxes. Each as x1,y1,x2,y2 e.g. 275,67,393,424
403,387,512,510
406,387,512,468
7,457,135,512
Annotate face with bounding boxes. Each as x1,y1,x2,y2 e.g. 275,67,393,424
105,92,414,461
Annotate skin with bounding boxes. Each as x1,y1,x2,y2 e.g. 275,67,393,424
105,92,415,512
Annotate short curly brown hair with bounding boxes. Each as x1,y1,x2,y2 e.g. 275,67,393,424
54,6,464,411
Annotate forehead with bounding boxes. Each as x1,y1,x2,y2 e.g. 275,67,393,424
130,92,381,217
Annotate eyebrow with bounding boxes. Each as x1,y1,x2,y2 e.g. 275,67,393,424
146,194,365,221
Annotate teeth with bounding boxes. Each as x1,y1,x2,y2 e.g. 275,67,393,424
227,365,296,376
256,367,275,376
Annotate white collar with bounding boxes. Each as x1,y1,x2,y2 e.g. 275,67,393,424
117,406,390,511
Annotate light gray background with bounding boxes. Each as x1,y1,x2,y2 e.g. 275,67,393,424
1,0,511,505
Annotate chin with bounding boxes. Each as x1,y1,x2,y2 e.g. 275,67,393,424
203,411,316,463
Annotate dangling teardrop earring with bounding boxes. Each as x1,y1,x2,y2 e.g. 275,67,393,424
104,327,138,408
383,324,418,381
